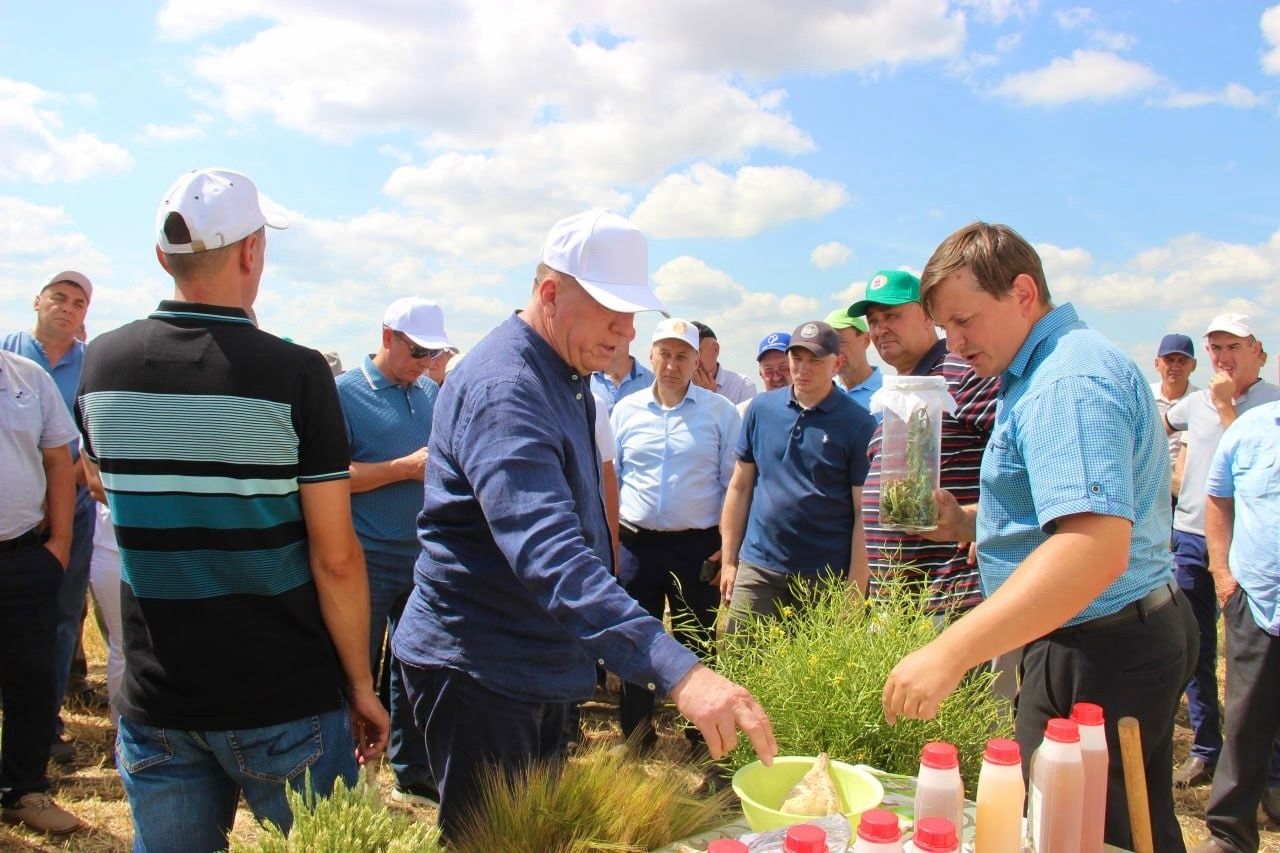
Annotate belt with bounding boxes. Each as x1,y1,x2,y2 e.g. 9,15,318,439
1051,581,1177,636
618,522,717,544
0,528,48,553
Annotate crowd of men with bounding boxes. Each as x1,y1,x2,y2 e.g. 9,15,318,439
0,165,1277,853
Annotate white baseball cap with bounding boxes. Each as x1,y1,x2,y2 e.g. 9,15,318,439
156,168,288,254
651,318,699,351
541,209,668,315
1204,313,1255,339
383,297,452,350
43,270,93,302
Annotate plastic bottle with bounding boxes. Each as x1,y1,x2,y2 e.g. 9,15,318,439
1071,703,1108,853
914,742,964,836
1028,718,1085,853
908,817,959,853
975,738,1024,853
853,808,905,853
784,823,827,853
707,840,749,853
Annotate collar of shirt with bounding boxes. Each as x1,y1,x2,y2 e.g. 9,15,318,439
908,338,948,377
1001,302,1082,388
6,330,86,372
789,383,844,413
845,365,882,392
149,301,256,325
645,380,698,410
359,353,424,392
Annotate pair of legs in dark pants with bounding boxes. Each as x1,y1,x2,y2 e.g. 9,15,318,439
0,542,62,805
1205,589,1280,852
399,663,568,843
616,526,719,749
1016,585,1198,853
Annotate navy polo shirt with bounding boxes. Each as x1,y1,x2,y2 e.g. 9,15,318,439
335,355,438,556
736,384,876,575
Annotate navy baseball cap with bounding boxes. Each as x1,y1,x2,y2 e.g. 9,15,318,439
757,331,791,360
1157,334,1194,358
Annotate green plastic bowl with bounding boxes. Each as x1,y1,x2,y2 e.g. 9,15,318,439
732,756,885,832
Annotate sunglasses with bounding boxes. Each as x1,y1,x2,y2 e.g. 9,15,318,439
393,331,443,360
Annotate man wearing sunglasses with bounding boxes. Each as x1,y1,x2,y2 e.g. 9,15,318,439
335,296,452,808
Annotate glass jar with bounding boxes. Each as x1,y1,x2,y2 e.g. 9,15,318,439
871,375,955,532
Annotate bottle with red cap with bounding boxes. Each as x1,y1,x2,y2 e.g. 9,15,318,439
783,823,827,853
1028,718,1085,853
914,742,964,836
975,738,1024,853
1071,703,1108,853
853,808,905,853
907,817,959,853
707,839,749,853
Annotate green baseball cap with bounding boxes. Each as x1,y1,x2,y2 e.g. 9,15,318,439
847,269,922,317
824,307,867,333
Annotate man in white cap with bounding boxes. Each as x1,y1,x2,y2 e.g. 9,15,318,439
610,318,741,752
3,271,98,763
75,168,388,850
1164,313,1280,790
335,297,451,807
393,209,776,841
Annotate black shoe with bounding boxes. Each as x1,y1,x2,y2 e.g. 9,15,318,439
1173,755,1214,788
1262,785,1280,823
49,737,76,766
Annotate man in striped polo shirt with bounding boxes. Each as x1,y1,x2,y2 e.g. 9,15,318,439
75,168,388,851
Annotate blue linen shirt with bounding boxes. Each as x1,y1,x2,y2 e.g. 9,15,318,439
735,385,876,575
977,303,1174,625
591,358,654,413
393,314,699,703
335,355,438,556
845,365,883,423
1206,402,1280,635
611,382,741,531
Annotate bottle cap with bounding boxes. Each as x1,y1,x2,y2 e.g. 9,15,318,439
707,840,749,853
858,808,902,843
921,741,959,770
1071,702,1105,727
983,738,1021,766
784,823,827,853
912,816,958,852
1045,718,1080,743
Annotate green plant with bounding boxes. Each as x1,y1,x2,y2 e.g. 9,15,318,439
231,772,441,853
714,578,1012,795
879,407,938,531
451,742,734,852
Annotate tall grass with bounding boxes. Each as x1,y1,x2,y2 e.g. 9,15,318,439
713,579,1012,794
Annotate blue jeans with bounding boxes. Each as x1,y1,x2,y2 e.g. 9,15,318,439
52,493,95,736
365,548,433,791
116,708,357,853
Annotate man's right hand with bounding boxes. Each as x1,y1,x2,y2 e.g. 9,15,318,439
346,685,391,765
693,364,717,392
398,447,429,481
1209,562,1238,607
43,538,70,571
1210,371,1236,409
719,561,738,605
670,664,776,765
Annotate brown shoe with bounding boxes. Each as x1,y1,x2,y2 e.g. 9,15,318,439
1174,755,1214,787
1,792,83,835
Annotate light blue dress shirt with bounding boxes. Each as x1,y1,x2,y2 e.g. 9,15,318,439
978,303,1174,625
611,383,741,531
845,365,883,422
1206,401,1280,635
590,358,654,413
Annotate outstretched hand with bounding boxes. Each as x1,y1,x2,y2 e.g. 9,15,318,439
670,664,777,765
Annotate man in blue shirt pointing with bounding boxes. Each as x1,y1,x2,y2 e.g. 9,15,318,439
393,209,776,840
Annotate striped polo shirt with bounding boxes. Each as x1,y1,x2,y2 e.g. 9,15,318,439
865,340,999,613
75,301,350,730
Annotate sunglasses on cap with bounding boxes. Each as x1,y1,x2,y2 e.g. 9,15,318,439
393,331,443,360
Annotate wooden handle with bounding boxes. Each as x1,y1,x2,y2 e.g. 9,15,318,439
1118,716,1155,853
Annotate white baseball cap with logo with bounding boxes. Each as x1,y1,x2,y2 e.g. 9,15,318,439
383,297,453,350
156,168,288,254
1204,313,1255,339
651,318,699,351
541,209,668,316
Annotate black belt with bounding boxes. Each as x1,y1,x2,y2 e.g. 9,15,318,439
1051,581,1177,636
0,528,48,553
618,522,717,544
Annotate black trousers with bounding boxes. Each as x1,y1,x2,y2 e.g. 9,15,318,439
1205,589,1280,852
1016,587,1198,853
616,526,720,747
0,542,62,805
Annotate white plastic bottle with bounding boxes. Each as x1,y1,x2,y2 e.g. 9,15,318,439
1071,703,1108,853
975,738,1024,853
1029,718,1085,853
853,808,905,853
914,742,965,836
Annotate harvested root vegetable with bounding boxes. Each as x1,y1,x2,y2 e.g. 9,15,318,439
780,752,842,816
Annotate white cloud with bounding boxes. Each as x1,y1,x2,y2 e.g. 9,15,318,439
631,164,848,239
810,242,853,270
139,123,204,142
1054,7,1094,29
0,78,133,183
992,50,1160,105
1090,30,1135,51
1262,5,1280,75
1158,83,1262,110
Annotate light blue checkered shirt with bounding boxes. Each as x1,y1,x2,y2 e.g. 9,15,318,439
977,303,1174,626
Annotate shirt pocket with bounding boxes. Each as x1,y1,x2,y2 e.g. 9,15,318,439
0,392,45,450
1233,448,1277,497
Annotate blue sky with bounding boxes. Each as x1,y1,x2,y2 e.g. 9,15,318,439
3,1,1279,387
